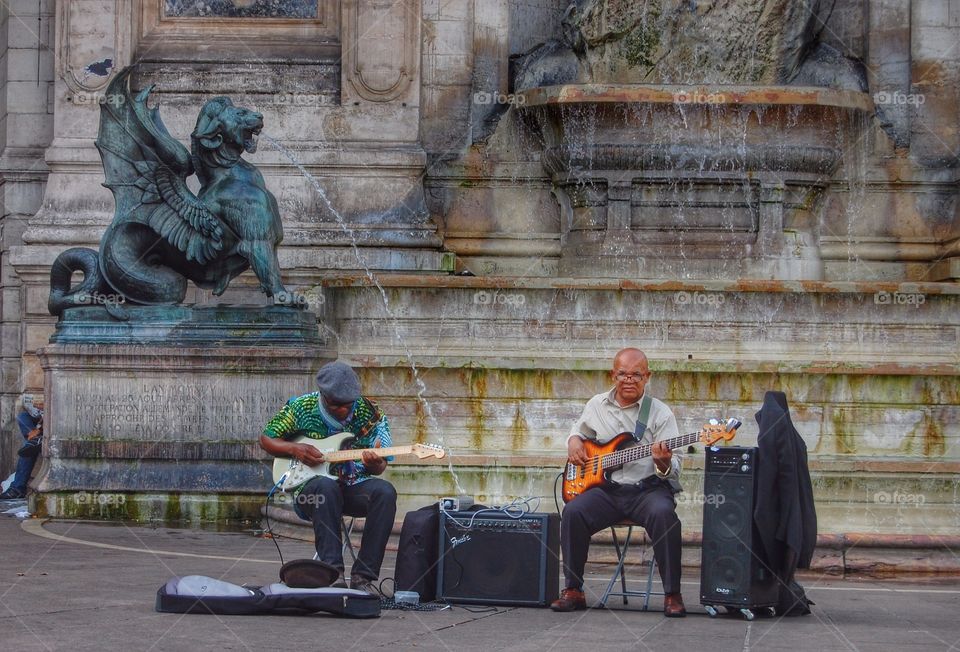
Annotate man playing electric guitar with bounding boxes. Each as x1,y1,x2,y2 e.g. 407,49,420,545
259,361,397,596
552,348,687,617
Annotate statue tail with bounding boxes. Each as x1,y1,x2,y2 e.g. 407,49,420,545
48,247,108,316
99,223,187,305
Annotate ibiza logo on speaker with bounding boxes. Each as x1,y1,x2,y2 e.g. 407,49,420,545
449,534,471,548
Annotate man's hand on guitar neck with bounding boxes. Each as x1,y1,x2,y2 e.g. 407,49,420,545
652,441,672,476
361,441,387,476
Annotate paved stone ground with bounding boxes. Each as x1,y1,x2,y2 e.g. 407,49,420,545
2,508,959,651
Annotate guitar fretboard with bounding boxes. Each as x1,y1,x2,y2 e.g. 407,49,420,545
599,432,703,470
323,445,416,463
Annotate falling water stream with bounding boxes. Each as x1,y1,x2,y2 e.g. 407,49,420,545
263,134,466,495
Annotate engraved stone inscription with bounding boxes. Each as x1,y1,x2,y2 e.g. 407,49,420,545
71,379,300,440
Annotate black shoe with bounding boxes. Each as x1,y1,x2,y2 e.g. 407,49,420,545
349,575,381,597
0,487,26,500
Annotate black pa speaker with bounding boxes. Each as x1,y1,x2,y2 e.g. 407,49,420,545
436,511,559,606
700,447,778,609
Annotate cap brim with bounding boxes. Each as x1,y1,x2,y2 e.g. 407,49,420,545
279,559,341,588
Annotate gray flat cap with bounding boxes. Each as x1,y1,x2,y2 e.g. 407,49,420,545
315,361,361,404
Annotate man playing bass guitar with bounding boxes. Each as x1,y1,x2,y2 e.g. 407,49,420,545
552,347,687,617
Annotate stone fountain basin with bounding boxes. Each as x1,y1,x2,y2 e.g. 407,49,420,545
515,84,874,279
516,83,874,177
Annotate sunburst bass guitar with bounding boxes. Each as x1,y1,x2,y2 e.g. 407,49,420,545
273,432,445,491
561,418,741,503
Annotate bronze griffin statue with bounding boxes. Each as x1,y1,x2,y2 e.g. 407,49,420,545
48,66,300,317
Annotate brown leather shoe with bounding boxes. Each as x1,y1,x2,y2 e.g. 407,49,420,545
663,593,687,617
550,587,587,612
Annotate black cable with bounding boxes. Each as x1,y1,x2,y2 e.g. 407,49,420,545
264,480,285,566
553,471,564,518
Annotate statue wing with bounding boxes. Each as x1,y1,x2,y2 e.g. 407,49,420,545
94,66,225,264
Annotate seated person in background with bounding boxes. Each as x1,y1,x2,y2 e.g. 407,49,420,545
259,361,396,595
552,348,687,617
1,395,44,500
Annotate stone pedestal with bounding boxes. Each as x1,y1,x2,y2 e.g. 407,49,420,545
33,306,330,523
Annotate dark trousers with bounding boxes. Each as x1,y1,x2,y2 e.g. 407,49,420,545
561,483,682,594
12,412,41,491
296,476,397,581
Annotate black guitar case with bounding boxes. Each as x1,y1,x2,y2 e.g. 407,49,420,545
155,576,380,618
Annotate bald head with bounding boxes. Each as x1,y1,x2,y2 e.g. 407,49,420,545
613,348,648,370
611,348,651,407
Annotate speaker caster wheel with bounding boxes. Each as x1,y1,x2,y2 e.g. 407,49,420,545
740,608,755,621
704,605,718,618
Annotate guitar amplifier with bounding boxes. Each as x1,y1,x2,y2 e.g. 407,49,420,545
700,446,778,610
436,511,559,606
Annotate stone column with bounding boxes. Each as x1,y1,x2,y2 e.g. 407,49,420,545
0,0,55,477
912,0,960,280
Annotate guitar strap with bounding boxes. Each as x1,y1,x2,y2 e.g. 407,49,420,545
632,395,652,441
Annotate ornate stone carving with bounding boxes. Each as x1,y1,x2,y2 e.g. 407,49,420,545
342,0,420,103
57,0,131,93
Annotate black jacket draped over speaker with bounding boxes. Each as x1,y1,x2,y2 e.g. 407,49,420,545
753,391,817,577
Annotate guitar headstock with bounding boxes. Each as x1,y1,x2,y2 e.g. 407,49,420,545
699,418,741,446
411,443,446,460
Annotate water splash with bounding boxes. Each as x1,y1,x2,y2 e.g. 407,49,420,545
263,134,465,494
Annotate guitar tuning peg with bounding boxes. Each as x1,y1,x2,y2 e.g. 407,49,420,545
709,418,720,426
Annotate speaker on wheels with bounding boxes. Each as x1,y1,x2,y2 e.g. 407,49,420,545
700,447,778,611
436,511,559,606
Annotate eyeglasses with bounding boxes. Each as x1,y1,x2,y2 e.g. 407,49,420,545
614,371,649,382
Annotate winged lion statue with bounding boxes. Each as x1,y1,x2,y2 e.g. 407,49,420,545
48,66,301,318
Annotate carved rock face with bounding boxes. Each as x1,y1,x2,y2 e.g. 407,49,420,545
568,0,824,85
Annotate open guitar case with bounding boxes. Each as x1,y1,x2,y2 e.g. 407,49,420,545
156,576,380,618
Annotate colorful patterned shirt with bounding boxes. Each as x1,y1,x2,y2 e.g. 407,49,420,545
264,392,392,489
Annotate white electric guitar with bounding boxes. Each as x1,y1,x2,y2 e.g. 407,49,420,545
272,432,446,491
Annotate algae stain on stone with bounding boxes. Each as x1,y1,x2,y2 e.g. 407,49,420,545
466,368,487,450
414,398,428,444
510,402,529,452
921,384,946,457
623,22,661,69
831,409,857,454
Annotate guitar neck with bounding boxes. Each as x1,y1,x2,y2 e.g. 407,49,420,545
600,431,702,470
323,445,415,463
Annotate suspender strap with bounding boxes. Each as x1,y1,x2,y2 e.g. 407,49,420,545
633,395,652,441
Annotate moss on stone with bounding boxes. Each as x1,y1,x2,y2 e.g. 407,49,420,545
622,21,660,69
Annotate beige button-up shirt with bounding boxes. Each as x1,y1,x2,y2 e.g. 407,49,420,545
568,388,682,485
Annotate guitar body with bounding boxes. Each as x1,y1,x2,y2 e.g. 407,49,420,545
561,432,634,503
272,432,357,489
560,418,742,503
271,432,446,491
